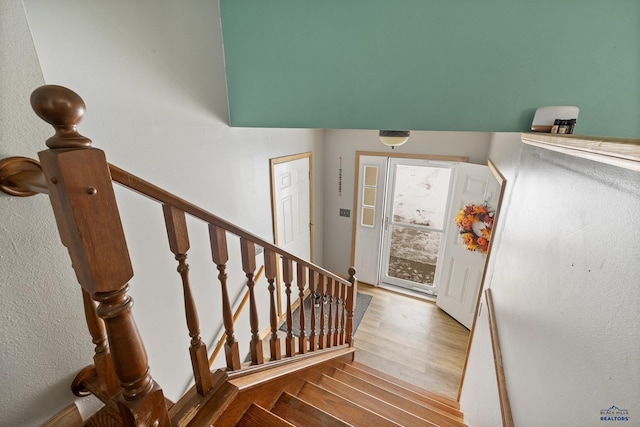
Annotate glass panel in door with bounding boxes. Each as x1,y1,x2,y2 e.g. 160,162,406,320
381,162,453,295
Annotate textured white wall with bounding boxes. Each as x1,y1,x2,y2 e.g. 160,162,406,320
0,0,102,424
2,0,323,424
461,142,640,426
321,129,491,275
458,132,522,426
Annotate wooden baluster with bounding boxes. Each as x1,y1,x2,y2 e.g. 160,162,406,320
241,239,264,365
318,274,326,349
209,224,241,371
326,278,334,348
282,257,295,357
163,205,212,395
33,85,169,425
345,267,358,347
334,282,343,346
80,289,119,396
308,270,317,352
296,264,307,354
339,282,346,345
264,249,281,361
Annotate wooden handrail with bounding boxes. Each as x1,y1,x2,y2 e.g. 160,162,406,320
108,163,351,287
1,161,357,311
485,289,514,427
0,156,350,290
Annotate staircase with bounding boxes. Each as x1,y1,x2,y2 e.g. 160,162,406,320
4,85,467,427
233,359,465,427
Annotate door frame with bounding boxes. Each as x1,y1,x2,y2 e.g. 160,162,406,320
269,152,313,318
350,151,468,285
456,158,507,400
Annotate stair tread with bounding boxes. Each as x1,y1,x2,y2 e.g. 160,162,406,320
350,361,460,410
341,363,463,417
236,404,296,427
316,374,439,427
229,347,355,391
330,368,467,427
83,406,122,427
271,392,351,427
180,381,239,426
297,381,402,427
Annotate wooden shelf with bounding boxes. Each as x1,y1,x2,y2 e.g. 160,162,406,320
521,133,640,171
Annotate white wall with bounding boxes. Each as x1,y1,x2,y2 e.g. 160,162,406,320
321,129,491,275
461,142,640,426
1,1,323,424
457,132,522,426
0,1,103,424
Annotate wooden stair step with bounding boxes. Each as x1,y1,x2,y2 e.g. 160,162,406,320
271,392,350,427
83,406,122,427
316,374,438,427
41,403,84,427
236,404,295,427
341,363,463,418
350,361,460,410
297,381,402,427
330,368,467,427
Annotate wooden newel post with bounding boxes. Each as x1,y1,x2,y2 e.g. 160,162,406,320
32,85,170,426
345,267,357,347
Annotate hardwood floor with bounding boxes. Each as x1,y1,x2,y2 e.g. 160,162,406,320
353,283,469,400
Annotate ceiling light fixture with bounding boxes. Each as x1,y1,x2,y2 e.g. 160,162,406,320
379,130,410,149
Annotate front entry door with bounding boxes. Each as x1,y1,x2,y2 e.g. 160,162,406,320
379,159,453,295
436,162,500,328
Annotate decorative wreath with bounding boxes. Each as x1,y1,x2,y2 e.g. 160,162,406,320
454,203,494,254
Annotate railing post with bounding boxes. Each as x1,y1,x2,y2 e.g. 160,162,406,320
241,239,264,365
264,249,282,360
282,258,295,357
339,282,346,345
296,264,308,354
318,274,326,350
345,267,358,347
326,278,334,348
163,205,213,395
308,270,318,352
32,85,170,426
209,224,241,371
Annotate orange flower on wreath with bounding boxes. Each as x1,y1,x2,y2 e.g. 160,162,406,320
454,203,494,254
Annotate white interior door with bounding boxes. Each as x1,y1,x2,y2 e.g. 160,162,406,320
436,163,499,328
272,154,311,317
353,156,388,285
272,156,311,260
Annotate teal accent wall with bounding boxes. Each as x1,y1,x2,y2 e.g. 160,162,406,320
220,0,640,137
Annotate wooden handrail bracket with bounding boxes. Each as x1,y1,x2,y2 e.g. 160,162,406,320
0,156,48,196
485,288,514,427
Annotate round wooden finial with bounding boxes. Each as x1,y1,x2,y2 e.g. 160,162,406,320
348,266,356,277
30,85,92,149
